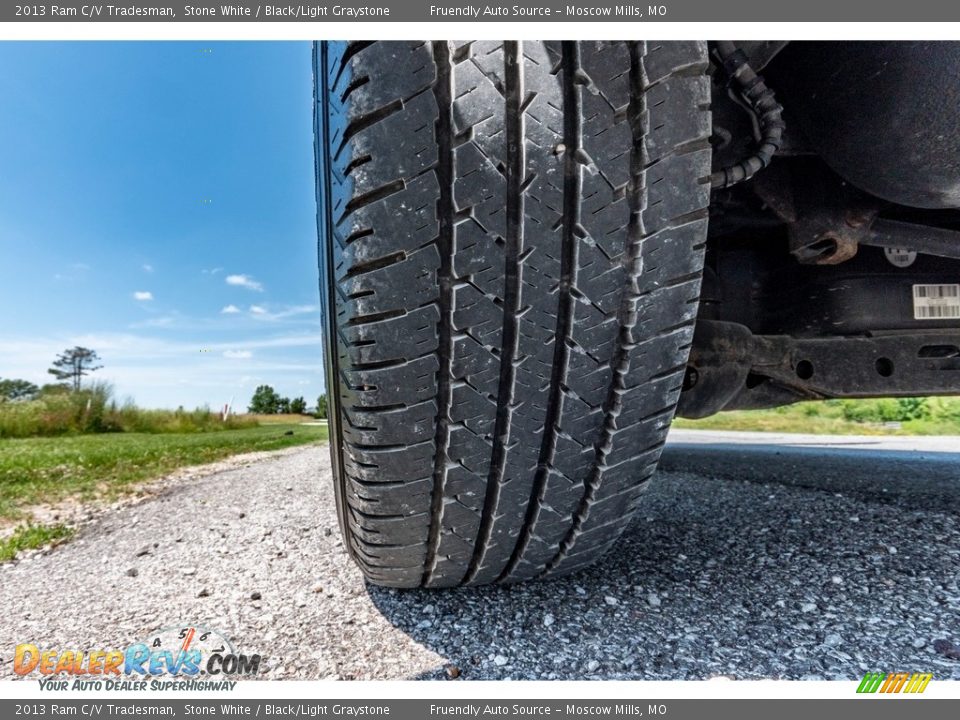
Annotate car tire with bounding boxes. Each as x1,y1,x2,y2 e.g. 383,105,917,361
314,40,712,587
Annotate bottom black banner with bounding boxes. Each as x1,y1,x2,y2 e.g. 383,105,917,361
2,699,956,720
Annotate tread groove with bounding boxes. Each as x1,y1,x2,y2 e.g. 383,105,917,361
462,40,525,586
498,41,581,583
332,41,376,89
541,40,648,578
421,41,455,588
339,180,406,222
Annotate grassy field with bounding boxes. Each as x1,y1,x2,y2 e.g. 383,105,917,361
0,423,328,524
0,382,263,438
246,413,324,424
674,397,960,436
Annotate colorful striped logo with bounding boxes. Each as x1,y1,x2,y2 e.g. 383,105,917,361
857,672,932,694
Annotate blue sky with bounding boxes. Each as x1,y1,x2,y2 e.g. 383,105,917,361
0,41,325,410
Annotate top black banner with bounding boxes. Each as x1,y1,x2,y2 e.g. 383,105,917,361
6,0,960,22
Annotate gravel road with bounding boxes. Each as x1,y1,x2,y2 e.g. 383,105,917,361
2,430,958,681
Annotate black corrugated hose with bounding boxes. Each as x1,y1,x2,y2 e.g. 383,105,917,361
710,41,786,189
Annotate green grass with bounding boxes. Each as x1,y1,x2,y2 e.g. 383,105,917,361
674,397,960,436
0,523,74,562
0,423,328,523
0,384,259,438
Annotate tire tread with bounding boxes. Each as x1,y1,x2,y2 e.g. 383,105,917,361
315,40,711,588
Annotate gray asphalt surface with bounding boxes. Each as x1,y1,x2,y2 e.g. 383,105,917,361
1,430,958,681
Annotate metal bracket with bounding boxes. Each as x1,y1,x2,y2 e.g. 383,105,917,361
862,219,960,261
678,321,960,417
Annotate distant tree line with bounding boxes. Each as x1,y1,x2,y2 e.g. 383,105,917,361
247,385,327,418
1,346,103,402
248,385,326,417
1,346,328,422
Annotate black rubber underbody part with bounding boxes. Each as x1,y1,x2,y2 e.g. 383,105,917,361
709,41,785,189
314,40,712,587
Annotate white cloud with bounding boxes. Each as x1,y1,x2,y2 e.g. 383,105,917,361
133,291,154,301
247,304,318,322
46,332,322,354
142,264,154,273
223,350,253,359
225,274,263,292
54,263,91,281
202,267,223,275
220,304,241,314
137,316,173,328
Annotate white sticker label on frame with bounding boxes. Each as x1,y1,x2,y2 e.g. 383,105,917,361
913,284,960,320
